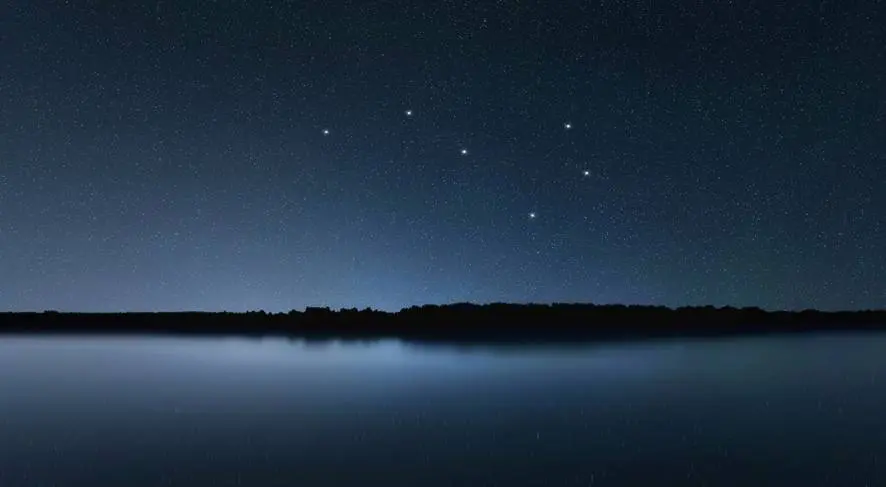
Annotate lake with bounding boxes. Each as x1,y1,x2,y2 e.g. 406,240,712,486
1,333,884,486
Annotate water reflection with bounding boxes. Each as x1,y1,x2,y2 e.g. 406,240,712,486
1,333,884,486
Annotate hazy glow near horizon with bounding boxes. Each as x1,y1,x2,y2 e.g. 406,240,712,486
1,1,883,312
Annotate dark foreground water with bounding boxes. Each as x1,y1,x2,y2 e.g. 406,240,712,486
2,333,885,486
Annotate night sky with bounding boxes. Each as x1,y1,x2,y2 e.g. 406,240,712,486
1,1,883,312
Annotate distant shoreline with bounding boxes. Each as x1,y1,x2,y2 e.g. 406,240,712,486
2,304,885,342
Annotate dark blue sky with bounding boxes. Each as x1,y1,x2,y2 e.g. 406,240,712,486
1,0,883,312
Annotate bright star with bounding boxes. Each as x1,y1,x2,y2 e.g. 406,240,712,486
564,122,572,130
529,212,537,219
460,148,468,155
405,110,413,117
322,129,330,135
583,170,590,177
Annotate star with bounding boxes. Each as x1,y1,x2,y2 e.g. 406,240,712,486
322,129,330,135
582,170,590,177
460,148,469,156
405,110,413,117
528,212,537,219
564,122,572,130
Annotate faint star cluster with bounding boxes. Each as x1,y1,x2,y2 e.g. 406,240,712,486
0,0,883,312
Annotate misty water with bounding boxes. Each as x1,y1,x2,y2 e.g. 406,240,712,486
2,333,885,486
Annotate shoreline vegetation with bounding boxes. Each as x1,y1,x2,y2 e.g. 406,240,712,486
2,304,885,342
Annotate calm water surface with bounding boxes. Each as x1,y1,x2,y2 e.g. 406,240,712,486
2,333,885,486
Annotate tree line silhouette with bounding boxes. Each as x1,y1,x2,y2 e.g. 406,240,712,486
1,303,885,343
